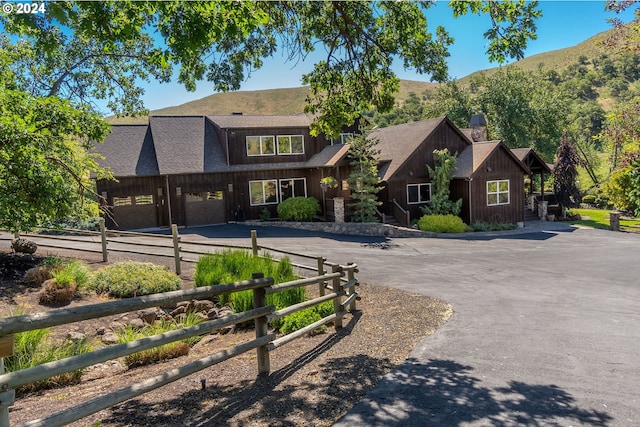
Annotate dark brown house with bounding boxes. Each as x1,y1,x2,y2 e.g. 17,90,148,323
94,114,534,230
94,115,354,229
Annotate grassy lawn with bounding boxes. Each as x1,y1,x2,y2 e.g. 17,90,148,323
567,208,640,232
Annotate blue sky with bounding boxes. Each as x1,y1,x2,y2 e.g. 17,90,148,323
131,1,638,112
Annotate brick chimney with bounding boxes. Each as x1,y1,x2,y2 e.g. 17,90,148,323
469,113,487,142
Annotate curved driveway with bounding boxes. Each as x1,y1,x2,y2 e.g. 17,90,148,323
180,221,639,427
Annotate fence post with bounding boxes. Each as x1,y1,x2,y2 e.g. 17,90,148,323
252,273,270,375
171,224,181,275
251,229,258,256
99,218,108,262
347,263,357,312
331,264,343,330
317,256,326,297
0,359,15,427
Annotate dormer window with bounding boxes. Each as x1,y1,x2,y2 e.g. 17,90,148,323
247,136,275,156
277,135,304,155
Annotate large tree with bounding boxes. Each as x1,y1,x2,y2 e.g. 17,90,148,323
553,134,583,216
0,0,542,230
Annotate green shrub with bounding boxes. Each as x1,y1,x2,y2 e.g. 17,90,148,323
277,197,320,221
194,250,304,313
40,255,64,269
88,262,181,298
418,214,467,233
53,260,92,288
280,308,324,335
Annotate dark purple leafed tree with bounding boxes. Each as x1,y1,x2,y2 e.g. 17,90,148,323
553,134,583,217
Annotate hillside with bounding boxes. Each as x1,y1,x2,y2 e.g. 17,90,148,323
107,26,627,125
107,80,437,124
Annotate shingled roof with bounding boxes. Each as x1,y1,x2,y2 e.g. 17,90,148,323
455,141,531,178
94,125,158,177
150,116,207,175
511,148,552,174
208,114,313,129
370,117,449,181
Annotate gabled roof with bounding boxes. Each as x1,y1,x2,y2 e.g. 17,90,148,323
149,116,209,175
455,141,531,179
94,125,159,176
511,148,552,174
370,117,461,181
208,114,313,129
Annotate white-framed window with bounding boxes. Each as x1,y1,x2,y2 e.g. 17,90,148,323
487,179,510,206
407,183,431,204
246,135,275,156
277,135,304,155
249,180,278,205
330,133,354,145
279,178,307,201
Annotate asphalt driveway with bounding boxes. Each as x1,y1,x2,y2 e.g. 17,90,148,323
178,222,639,426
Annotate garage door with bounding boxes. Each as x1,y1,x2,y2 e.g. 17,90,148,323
112,195,158,230
184,191,226,226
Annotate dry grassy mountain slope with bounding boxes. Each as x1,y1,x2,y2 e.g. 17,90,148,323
107,26,623,124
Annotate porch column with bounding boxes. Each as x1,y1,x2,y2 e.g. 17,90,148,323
334,197,345,223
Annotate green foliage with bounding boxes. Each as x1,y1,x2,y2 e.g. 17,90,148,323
603,166,639,213
88,262,181,298
194,251,303,313
347,131,383,222
581,194,597,204
52,260,91,288
40,255,64,269
118,314,203,368
4,308,93,392
422,81,474,129
277,197,320,221
260,208,271,221
418,214,467,233
278,301,335,335
421,149,462,216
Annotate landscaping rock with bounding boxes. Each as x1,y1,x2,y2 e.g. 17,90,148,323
101,332,120,345
11,238,37,254
127,318,146,330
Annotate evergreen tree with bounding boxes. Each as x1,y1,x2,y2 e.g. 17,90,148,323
421,149,462,216
347,132,383,222
553,134,583,216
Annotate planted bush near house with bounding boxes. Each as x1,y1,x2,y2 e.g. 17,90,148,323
88,262,181,298
581,194,596,205
418,214,467,233
277,196,320,221
277,301,335,335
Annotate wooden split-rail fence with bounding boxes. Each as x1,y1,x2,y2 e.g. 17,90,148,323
0,224,359,427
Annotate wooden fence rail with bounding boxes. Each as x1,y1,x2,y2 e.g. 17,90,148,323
0,264,359,427
1,219,324,275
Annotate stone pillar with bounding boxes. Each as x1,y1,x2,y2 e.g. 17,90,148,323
333,197,345,223
610,211,621,231
528,194,536,211
538,200,548,221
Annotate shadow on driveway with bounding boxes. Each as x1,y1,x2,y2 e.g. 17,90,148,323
335,358,612,427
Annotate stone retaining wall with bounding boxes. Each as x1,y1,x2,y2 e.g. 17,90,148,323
244,220,435,238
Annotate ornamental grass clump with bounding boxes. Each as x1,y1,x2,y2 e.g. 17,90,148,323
194,250,304,313
40,259,92,304
88,262,181,298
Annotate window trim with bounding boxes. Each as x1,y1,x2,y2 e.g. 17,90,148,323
279,177,307,202
249,180,279,206
246,135,276,156
487,179,510,206
276,135,305,155
407,183,432,205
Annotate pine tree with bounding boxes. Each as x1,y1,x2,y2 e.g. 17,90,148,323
347,132,383,222
553,134,583,216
